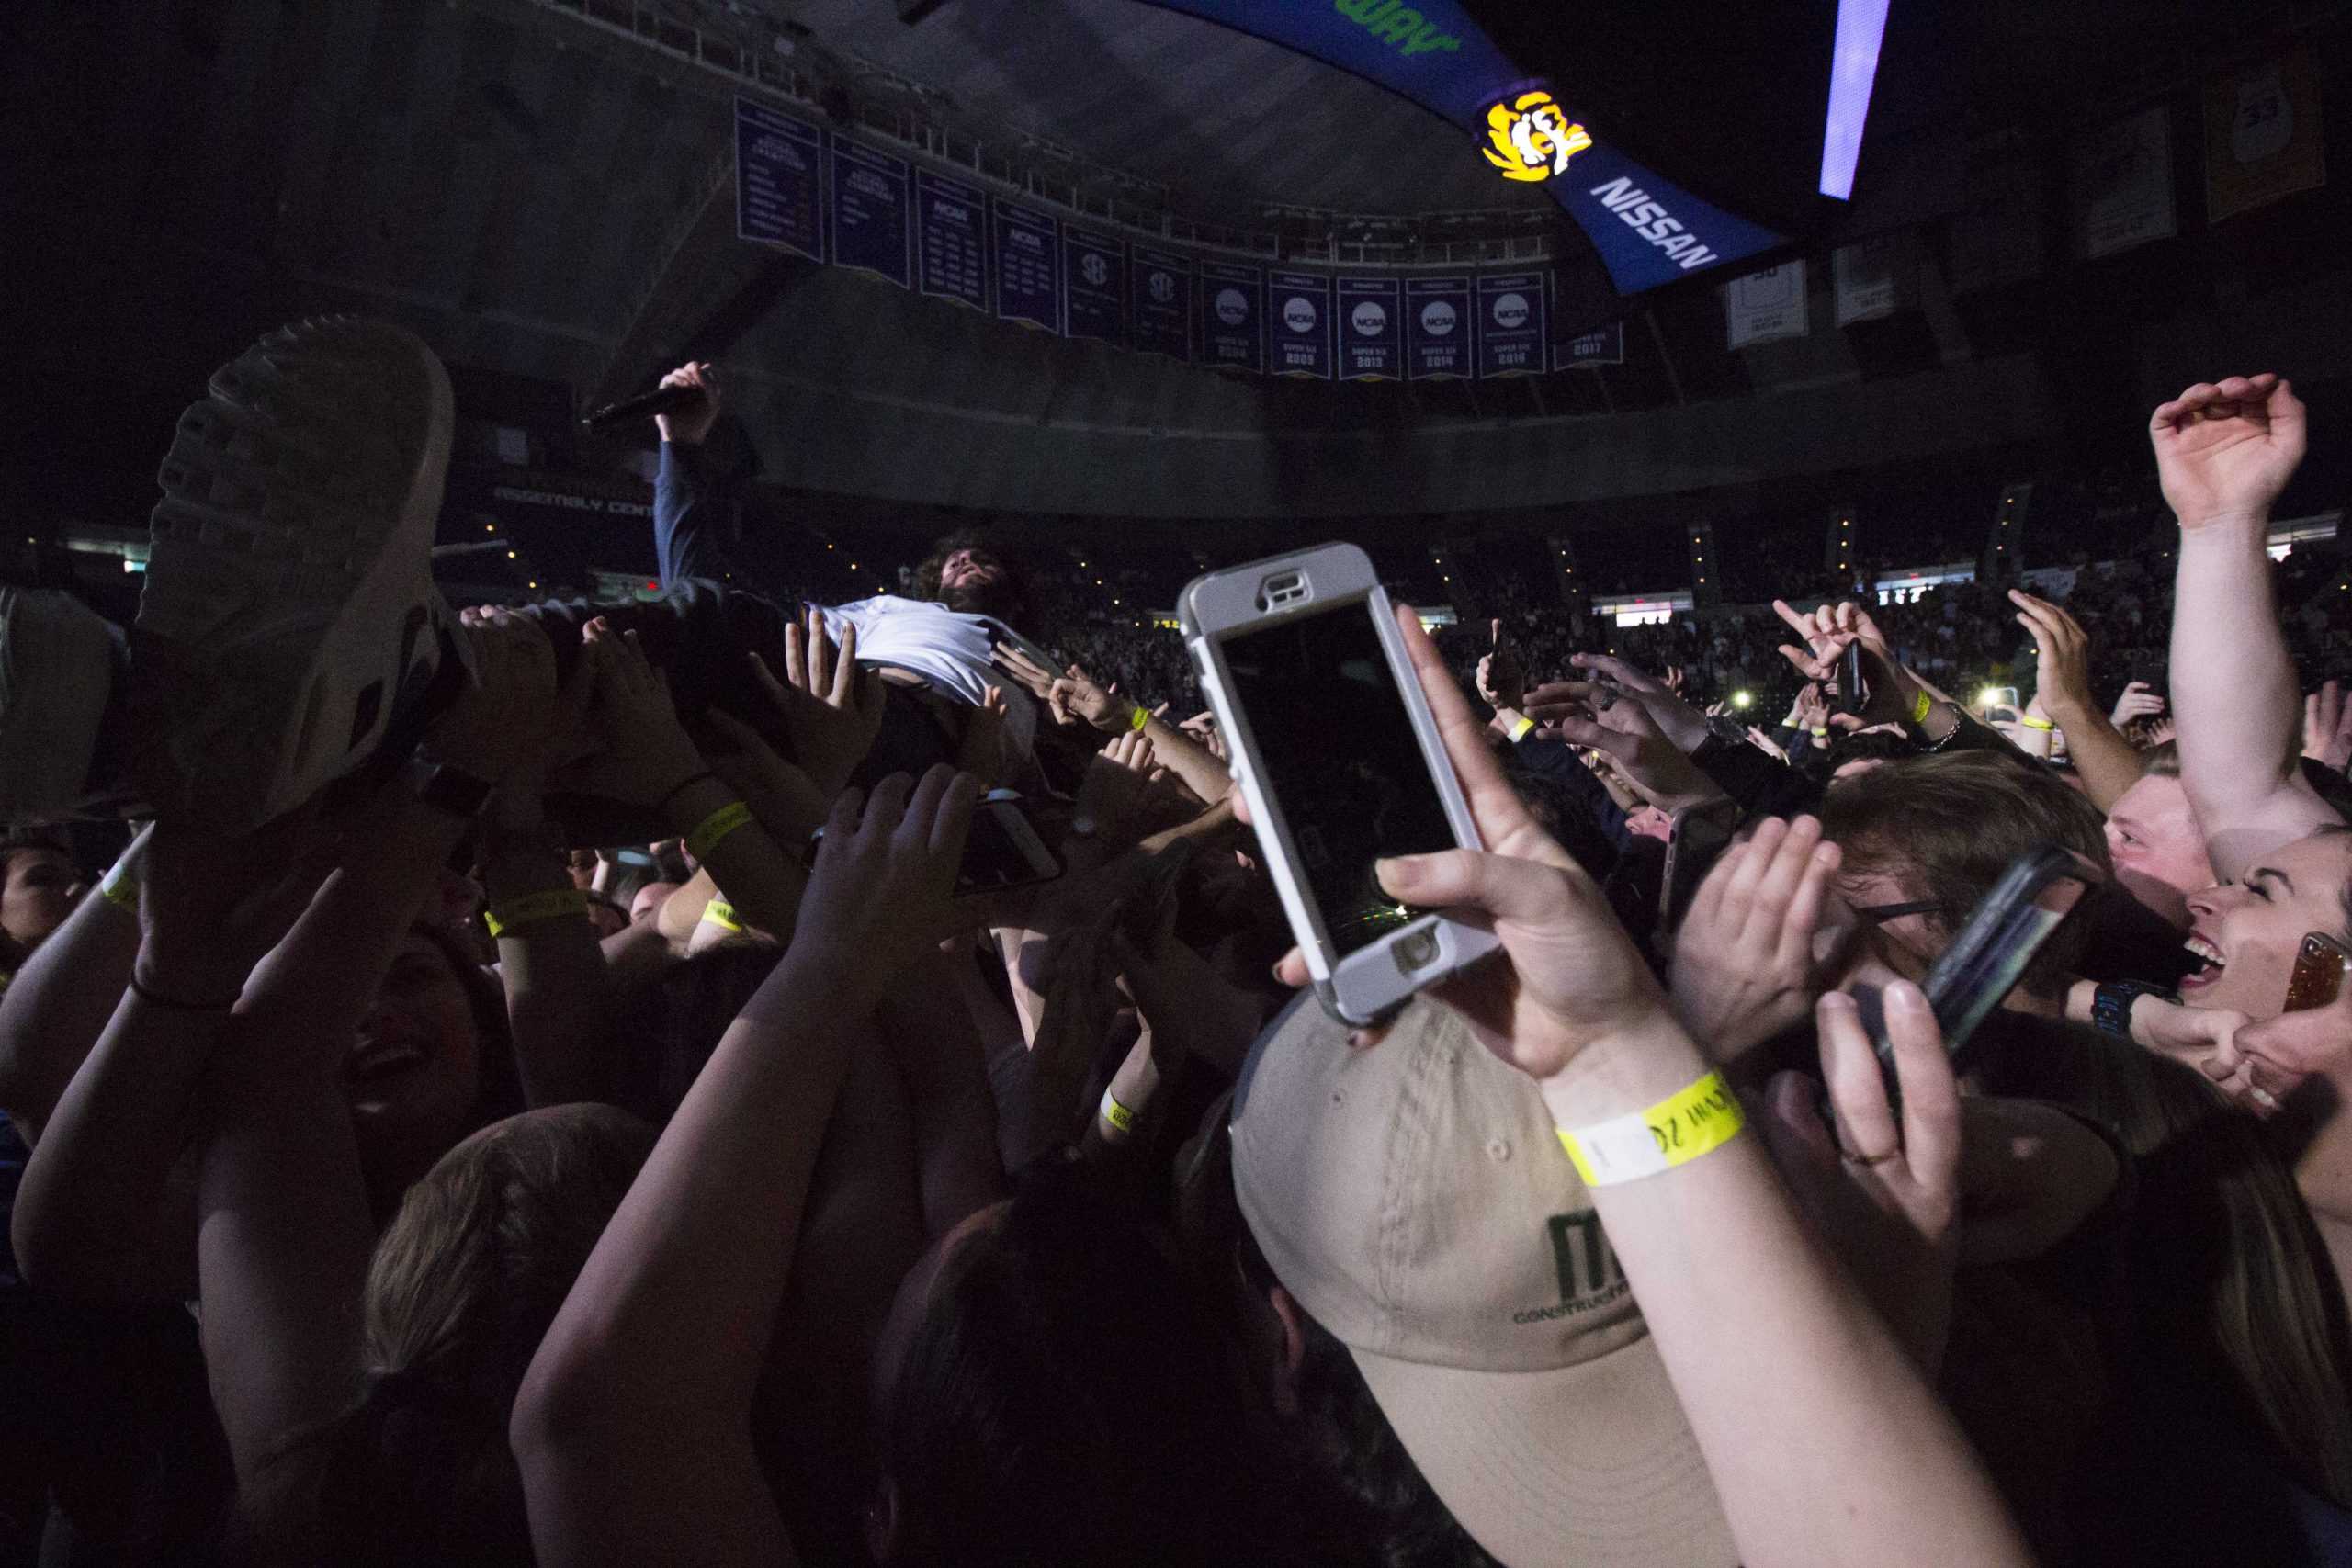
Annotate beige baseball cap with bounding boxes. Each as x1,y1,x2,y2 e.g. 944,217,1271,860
1231,994,1737,1568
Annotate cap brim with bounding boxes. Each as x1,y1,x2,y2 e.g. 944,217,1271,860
1350,1331,1738,1568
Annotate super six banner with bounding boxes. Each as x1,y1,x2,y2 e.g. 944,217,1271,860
735,96,1632,382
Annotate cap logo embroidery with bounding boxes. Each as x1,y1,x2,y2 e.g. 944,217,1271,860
1515,1212,1629,1325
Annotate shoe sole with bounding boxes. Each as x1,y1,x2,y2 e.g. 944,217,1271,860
130,316,456,830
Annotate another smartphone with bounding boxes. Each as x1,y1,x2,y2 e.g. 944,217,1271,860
1181,543,1498,1028
1837,641,1869,716
2285,931,2351,1013
1657,797,1743,946
804,788,1059,897
1873,844,2100,1085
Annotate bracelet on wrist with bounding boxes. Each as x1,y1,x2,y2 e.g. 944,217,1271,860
1100,1089,1137,1134
699,897,744,932
484,887,592,938
2019,715,2056,731
99,864,141,914
1556,1070,1745,1186
2091,979,2177,1039
1910,690,1933,727
684,800,755,862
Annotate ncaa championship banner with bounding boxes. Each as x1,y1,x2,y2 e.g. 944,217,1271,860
1405,276,1473,379
1270,272,1336,378
1336,276,1404,380
1199,260,1268,374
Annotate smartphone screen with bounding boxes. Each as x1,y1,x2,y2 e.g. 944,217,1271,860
1220,602,1458,956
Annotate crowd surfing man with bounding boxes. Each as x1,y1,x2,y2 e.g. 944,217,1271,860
0,314,2347,1566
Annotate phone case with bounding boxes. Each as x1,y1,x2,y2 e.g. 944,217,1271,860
2286,931,2351,1012
1181,543,1498,1027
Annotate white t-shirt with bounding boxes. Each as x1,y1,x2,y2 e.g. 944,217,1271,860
816,595,1039,757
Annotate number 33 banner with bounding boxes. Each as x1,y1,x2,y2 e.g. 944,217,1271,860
2205,47,2326,224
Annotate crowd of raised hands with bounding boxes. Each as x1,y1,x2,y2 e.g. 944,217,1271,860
3,370,2350,1568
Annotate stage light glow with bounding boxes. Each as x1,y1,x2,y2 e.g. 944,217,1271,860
1978,687,2003,707
1819,0,1890,199
1731,691,1753,710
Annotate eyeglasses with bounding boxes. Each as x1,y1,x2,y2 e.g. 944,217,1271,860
1854,899,1944,923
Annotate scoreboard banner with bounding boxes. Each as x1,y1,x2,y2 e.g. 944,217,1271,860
1405,276,1473,380
1130,244,1194,361
1199,260,1267,374
992,198,1063,333
1269,271,1335,378
1336,276,1404,380
734,99,825,261
1064,226,1128,345
830,137,910,288
1475,271,1548,378
915,169,989,310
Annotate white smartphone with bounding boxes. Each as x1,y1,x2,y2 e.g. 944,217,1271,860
1181,543,1499,1027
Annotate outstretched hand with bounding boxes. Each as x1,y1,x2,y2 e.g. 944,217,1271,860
1668,816,1844,1060
1476,619,1526,712
1521,678,1724,812
753,608,888,798
652,360,721,446
795,766,980,972
2306,680,2352,773
552,621,706,807
2007,589,2094,720
2111,681,2166,730
2149,373,2305,529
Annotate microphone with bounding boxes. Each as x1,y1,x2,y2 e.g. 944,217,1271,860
579,383,707,432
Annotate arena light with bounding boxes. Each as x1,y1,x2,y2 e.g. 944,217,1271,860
1818,0,1890,199
1480,89,1592,184
1978,686,2003,707
1731,691,1753,710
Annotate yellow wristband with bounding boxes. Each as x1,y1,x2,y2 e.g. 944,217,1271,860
484,887,591,938
684,800,754,862
99,866,141,914
701,898,743,932
1810,727,1829,737
1557,1070,1746,1187
1509,716,1536,742
2019,716,2055,731
1100,1091,1136,1134
1910,690,1933,726
1129,704,1150,733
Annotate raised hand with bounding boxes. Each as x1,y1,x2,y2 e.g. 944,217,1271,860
1563,651,1709,752
136,817,338,1006
1476,619,1525,711
2110,681,2166,729
704,708,830,845
2306,680,2352,772
1669,816,1843,1059
652,360,721,446
2006,589,2095,720
423,608,562,783
1523,679,1726,812
990,640,1062,711
2150,373,2305,529
551,621,707,807
1101,728,1156,776
753,608,888,797
1046,660,1131,732
796,767,980,968
957,686,1011,791
1758,985,1962,1370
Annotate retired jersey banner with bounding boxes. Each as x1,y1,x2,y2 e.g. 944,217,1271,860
1269,271,1335,378
2205,48,2326,223
733,99,824,261
1724,261,1808,348
991,199,1062,333
1553,321,1623,369
1475,272,1547,378
2073,106,2176,258
1336,276,1404,380
1832,231,1917,327
1063,226,1126,345
1406,276,1472,380
1130,244,1193,361
830,139,910,288
1199,260,1266,374
914,170,988,311
1128,0,1782,292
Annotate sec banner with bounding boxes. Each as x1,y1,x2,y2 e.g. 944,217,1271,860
1131,244,1193,361
1199,260,1266,374
733,99,825,262
1064,226,1126,345
1475,272,1547,378
914,169,988,311
831,138,910,288
1336,276,1403,380
1269,271,1334,378
992,199,1062,333
1406,276,1472,380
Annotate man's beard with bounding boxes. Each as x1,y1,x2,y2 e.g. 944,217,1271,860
939,577,1019,622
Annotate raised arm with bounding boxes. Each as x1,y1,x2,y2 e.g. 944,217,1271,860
650,361,732,587
0,827,146,1145
2157,374,2335,877
2007,590,2145,811
513,766,978,1568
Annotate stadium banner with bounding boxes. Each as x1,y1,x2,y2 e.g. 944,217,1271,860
1944,138,2043,296
1336,276,1404,381
1831,231,1917,326
1199,260,1267,374
2204,47,2326,223
1405,276,1473,380
830,137,911,288
1128,0,1783,292
1131,243,1194,361
1269,271,1335,378
1475,272,1547,378
992,198,1063,333
914,169,989,311
2072,105,2176,259
733,98,824,261
1553,321,1623,369
1723,260,1808,348
1063,225,1128,345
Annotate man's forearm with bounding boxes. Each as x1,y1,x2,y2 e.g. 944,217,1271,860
2043,698,2147,813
